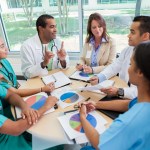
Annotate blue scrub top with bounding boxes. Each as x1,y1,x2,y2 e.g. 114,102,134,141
0,59,17,88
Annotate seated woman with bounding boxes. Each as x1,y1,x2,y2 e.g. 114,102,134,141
0,37,54,97
79,41,150,149
76,13,116,74
0,83,57,150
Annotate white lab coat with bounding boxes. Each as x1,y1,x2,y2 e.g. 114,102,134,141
20,34,69,79
100,46,137,99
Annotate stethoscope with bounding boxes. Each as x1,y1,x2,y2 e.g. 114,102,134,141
41,40,58,59
0,62,15,87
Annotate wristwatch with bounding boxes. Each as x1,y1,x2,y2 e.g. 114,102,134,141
118,88,124,97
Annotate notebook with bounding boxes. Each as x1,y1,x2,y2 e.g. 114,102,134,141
99,96,123,119
41,71,71,89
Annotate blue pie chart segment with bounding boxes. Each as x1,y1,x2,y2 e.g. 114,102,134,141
69,113,97,133
60,92,79,103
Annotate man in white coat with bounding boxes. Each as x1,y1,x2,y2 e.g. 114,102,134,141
89,16,150,112
20,14,69,79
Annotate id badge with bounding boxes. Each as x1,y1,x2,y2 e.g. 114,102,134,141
86,51,92,59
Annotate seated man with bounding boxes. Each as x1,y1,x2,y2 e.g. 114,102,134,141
90,16,150,108
0,82,58,149
20,14,69,79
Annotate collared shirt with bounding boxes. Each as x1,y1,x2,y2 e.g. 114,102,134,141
90,37,107,67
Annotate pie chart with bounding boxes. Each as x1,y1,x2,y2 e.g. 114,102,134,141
25,95,47,110
79,71,93,77
60,92,79,103
69,113,97,133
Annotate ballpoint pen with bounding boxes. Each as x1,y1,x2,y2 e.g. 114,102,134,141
74,97,91,109
81,84,88,92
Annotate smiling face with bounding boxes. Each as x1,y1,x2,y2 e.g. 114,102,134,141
0,38,8,59
91,19,104,39
39,18,57,43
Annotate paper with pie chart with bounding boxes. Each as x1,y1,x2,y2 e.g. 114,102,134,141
58,111,107,140
70,71,95,82
51,86,84,108
15,92,55,119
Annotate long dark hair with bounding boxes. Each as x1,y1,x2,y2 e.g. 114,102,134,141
86,13,108,43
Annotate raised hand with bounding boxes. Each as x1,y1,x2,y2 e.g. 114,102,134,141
57,41,66,61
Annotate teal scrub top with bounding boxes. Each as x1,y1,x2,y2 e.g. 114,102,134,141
0,59,17,89
0,85,32,150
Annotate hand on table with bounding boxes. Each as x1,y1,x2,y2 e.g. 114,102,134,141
83,65,93,74
21,106,39,125
42,82,55,93
89,76,99,85
101,86,118,96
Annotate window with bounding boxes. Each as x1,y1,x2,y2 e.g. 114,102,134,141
0,0,149,54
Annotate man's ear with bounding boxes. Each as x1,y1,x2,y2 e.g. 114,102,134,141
142,32,150,41
137,69,144,78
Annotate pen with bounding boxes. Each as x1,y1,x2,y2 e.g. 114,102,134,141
74,97,91,109
46,92,58,109
64,109,78,114
52,75,57,82
81,84,88,92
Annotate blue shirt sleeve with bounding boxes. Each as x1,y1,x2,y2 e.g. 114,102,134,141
0,114,8,127
0,85,7,99
97,73,107,83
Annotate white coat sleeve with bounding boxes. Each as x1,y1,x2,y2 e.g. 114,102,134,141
123,84,137,99
99,47,128,80
20,45,48,79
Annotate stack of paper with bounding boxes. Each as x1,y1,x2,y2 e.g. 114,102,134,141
58,111,107,144
41,71,71,89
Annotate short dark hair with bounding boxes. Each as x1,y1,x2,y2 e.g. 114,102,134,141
133,16,150,36
36,14,54,33
86,13,108,43
134,41,150,81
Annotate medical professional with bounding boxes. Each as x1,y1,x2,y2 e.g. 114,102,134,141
0,37,55,97
79,41,150,150
76,13,116,74
20,14,69,79
0,82,58,150
90,16,150,100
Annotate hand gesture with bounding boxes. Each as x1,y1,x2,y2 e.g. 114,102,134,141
101,86,118,96
90,76,99,85
83,65,93,74
76,63,83,71
57,41,66,61
43,48,54,66
42,82,55,93
21,106,39,125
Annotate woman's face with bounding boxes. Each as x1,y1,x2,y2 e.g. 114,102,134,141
0,38,8,59
91,20,103,39
128,54,139,86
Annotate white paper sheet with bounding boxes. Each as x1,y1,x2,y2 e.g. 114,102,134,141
58,111,107,140
41,71,71,88
51,86,84,108
72,80,115,94
15,92,55,119
70,71,95,82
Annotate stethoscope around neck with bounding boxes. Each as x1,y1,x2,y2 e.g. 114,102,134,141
41,40,59,59
0,62,15,86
